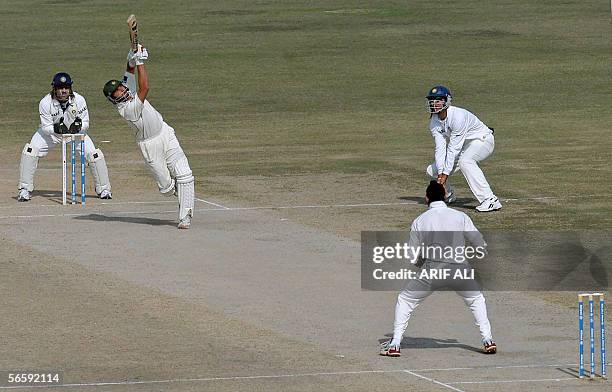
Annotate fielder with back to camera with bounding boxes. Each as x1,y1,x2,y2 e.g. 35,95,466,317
103,46,194,229
17,73,112,201
425,86,501,212
380,181,497,357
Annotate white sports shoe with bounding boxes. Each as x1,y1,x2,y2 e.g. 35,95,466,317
476,197,502,212
445,190,457,204
100,189,112,199
17,188,31,202
177,215,191,229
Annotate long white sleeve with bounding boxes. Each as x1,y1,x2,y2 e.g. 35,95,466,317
123,72,137,93
443,125,468,174
431,128,447,175
38,99,55,136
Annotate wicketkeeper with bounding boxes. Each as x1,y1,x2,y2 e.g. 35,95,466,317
17,72,113,202
103,46,195,229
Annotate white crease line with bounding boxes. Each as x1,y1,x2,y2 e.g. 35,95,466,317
0,201,418,219
415,362,578,372
501,194,607,202
0,370,405,389
403,370,465,392
447,377,578,385
0,362,600,389
222,202,418,211
0,210,178,219
195,198,230,209
0,200,177,210
98,200,176,206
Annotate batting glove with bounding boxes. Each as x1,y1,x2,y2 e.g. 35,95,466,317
134,44,149,65
127,49,137,68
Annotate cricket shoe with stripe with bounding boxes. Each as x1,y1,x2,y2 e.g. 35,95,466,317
379,340,401,357
445,190,457,204
17,188,31,202
476,197,501,212
178,215,191,230
483,339,497,354
100,189,112,199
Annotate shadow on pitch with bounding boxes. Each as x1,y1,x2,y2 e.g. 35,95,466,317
73,213,177,227
11,189,94,205
379,334,482,353
398,196,476,209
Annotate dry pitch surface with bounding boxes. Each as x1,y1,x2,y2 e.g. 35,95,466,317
0,161,609,391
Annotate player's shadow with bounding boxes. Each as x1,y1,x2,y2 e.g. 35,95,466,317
73,214,177,227
379,334,482,353
12,190,93,205
398,196,476,209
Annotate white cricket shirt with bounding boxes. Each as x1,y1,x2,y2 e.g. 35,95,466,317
408,201,487,263
38,92,89,137
429,106,492,175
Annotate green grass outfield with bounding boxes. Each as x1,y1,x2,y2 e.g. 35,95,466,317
1,0,610,229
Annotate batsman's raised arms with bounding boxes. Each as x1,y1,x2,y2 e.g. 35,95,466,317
127,14,138,51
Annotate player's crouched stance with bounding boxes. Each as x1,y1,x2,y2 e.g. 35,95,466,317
380,182,497,357
425,86,501,212
17,72,112,201
103,46,194,229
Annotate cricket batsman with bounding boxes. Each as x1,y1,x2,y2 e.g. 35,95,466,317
17,72,112,201
103,46,194,229
425,85,501,212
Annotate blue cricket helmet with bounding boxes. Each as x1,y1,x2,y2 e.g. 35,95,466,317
52,72,73,88
426,85,452,113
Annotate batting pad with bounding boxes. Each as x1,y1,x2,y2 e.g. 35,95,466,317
174,157,194,220
18,143,39,191
86,148,111,194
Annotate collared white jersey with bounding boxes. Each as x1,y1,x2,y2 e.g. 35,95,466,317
116,94,165,141
38,92,89,137
408,201,486,262
429,106,492,175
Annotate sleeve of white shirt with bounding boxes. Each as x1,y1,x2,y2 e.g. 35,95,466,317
408,218,422,264
77,95,89,132
123,72,137,94
463,214,487,249
39,99,55,136
442,116,469,175
430,126,447,175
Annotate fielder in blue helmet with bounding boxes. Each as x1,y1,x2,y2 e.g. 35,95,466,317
426,85,452,114
424,85,501,212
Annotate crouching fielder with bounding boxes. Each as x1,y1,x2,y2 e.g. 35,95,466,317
380,181,496,357
18,72,112,201
103,46,194,229
425,86,501,212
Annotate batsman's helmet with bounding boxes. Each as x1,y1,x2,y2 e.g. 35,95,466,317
426,85,452,114
103,79,130,104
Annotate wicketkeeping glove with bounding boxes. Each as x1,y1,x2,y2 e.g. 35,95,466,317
53,118,69,134
69,117,82,134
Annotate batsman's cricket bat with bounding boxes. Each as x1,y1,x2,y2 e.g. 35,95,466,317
127,14,139,51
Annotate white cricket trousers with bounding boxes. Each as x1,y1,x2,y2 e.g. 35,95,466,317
137,125,189,195
427,134,495,203
390,262,493,346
